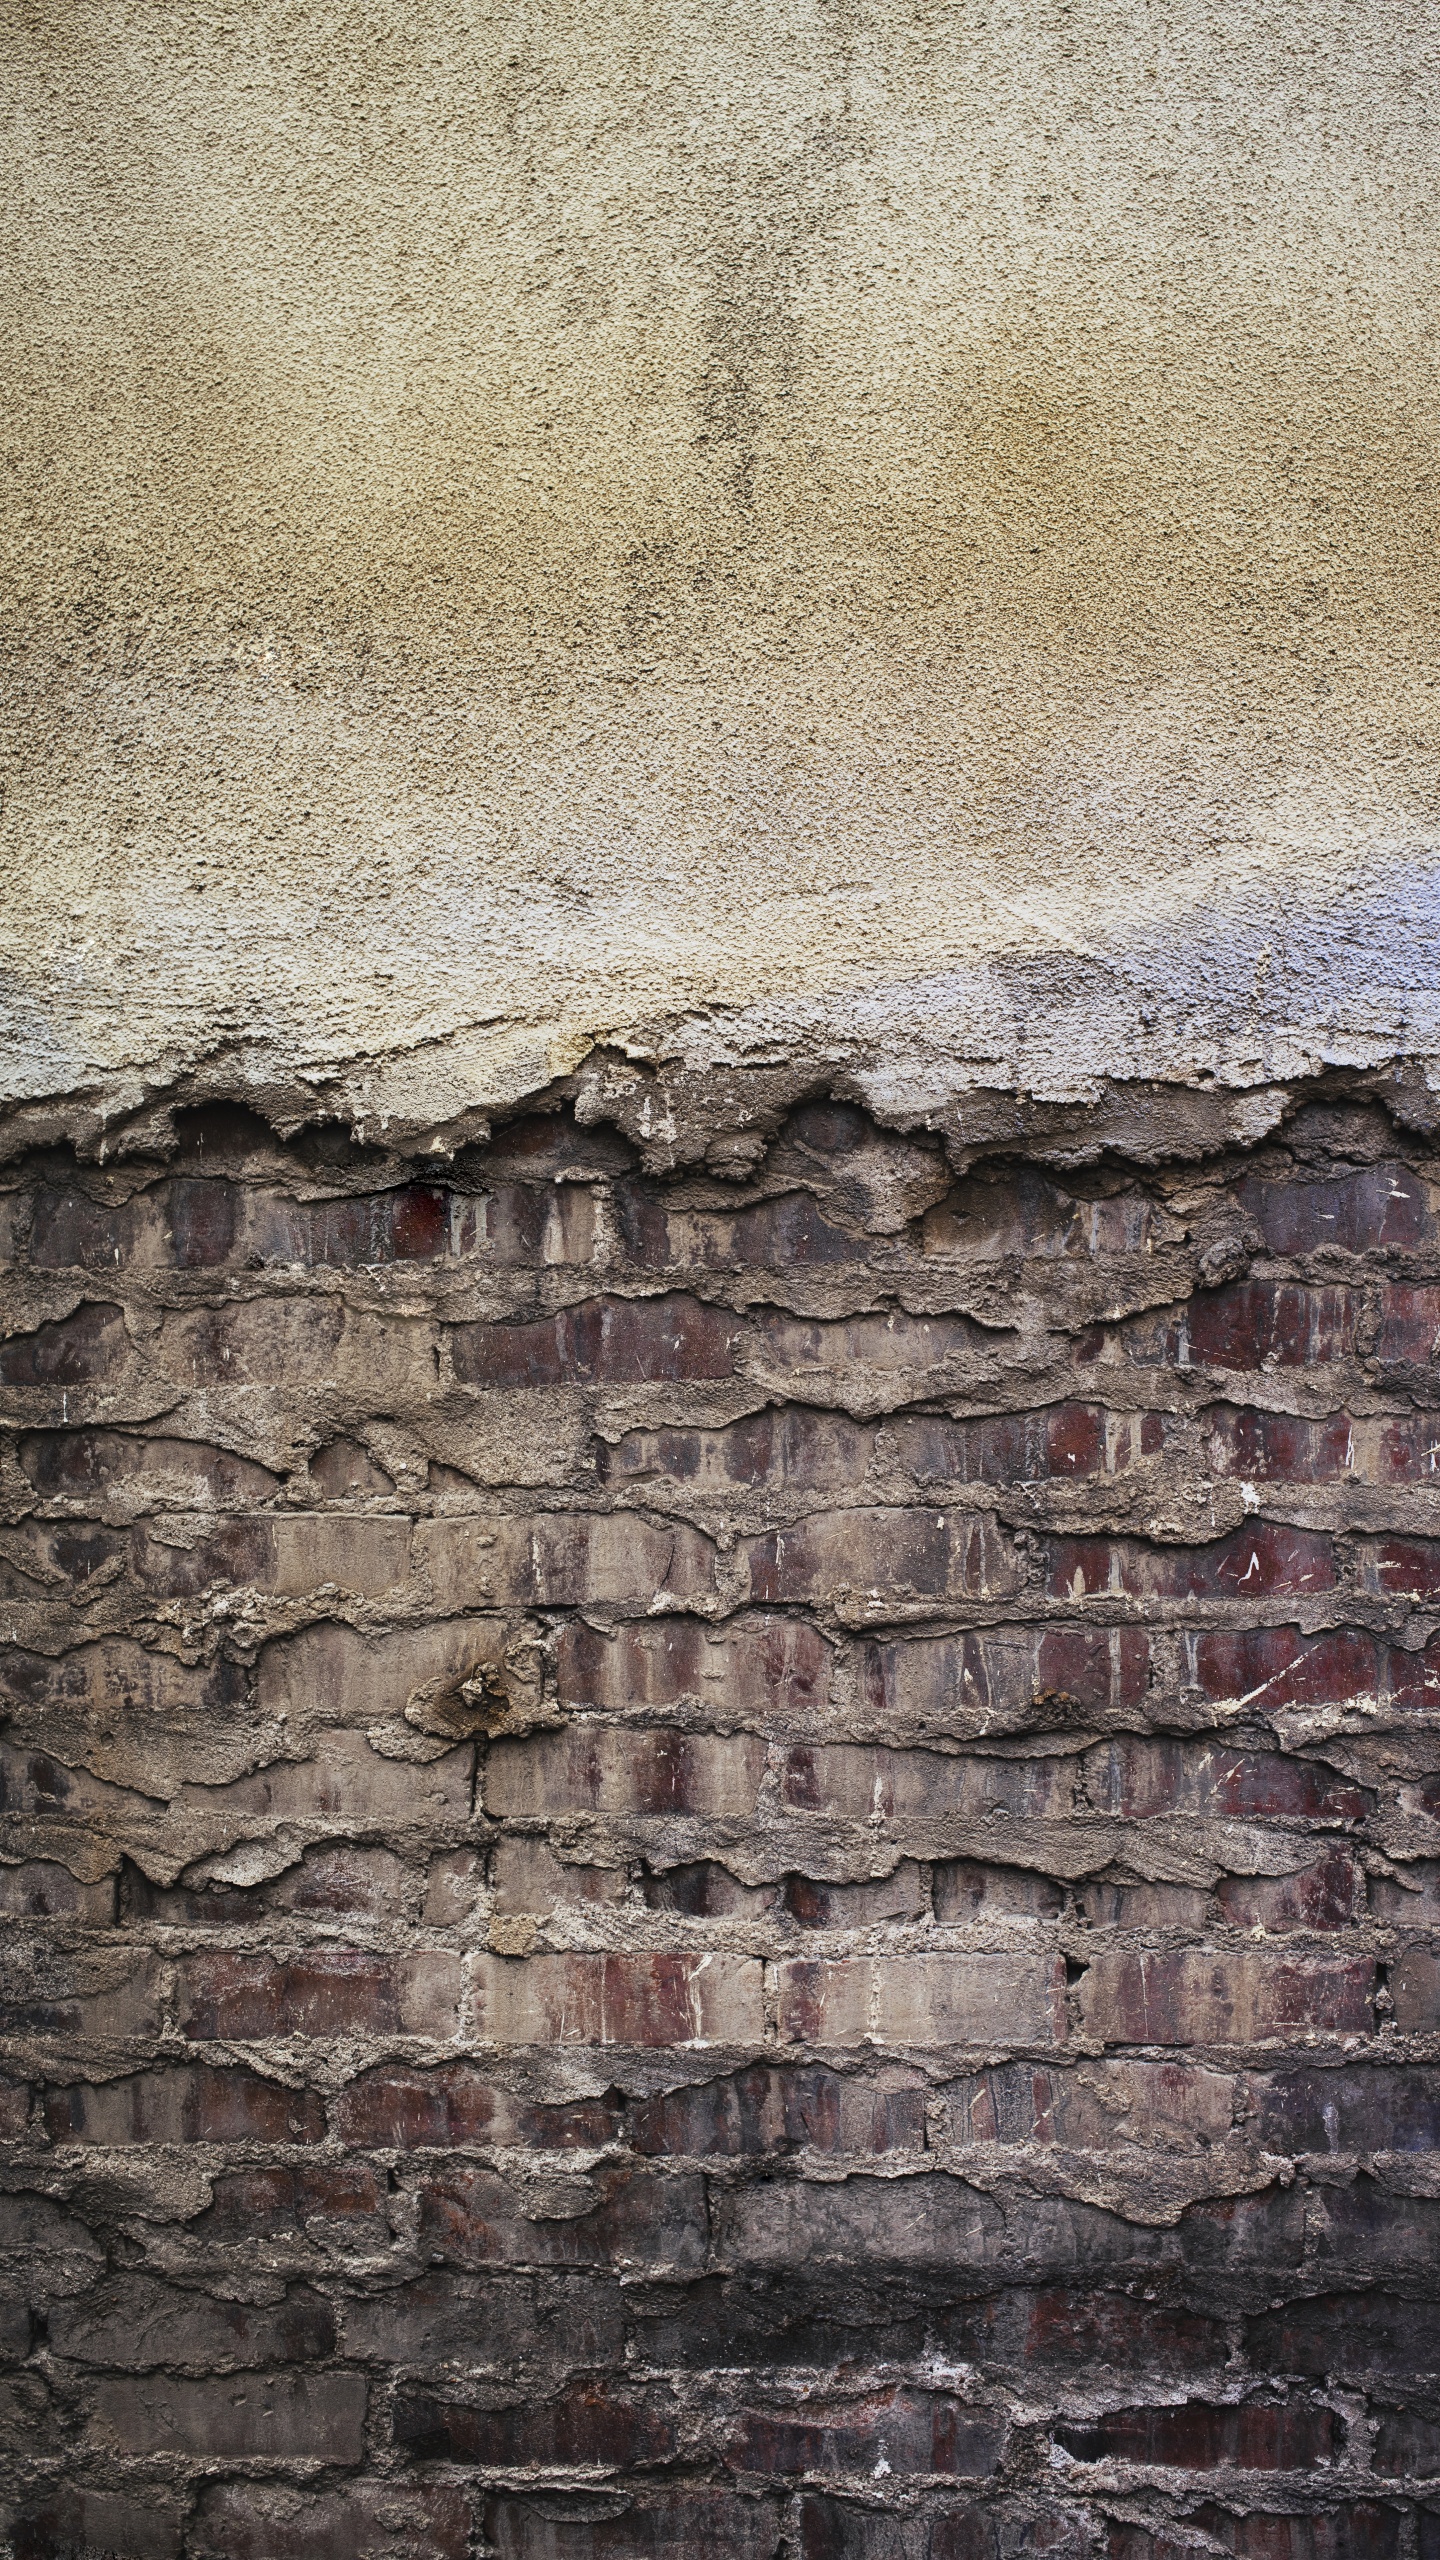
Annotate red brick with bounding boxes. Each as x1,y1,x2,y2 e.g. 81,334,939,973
727,2388,1004,2478
1217,1849,1365,1931
615,1185,859,1270
189,2481,472,2560
419,1510,716,1607
777,1954,1066,2047
628,2065,926,2159
452,1292,740,1384
1049,1522,1334,1602
1056,2399,1338,2469
1377,1282,1440,1362
44,2067,325,2146
261,1184,451,1267
177,1951,463,2041
863,1626,1150,1730
745,1509,1019,1606
557,1616,830,1717
416,2163,707,2270
91,2368,368,2459
332,2063,619,2150
1365,1536,1440,1600
472,1951,764,2046
896,1403,1174,1486
1083,1736,1369,1821
1111,2520,1401,2560
0,1301,125,1384
1129,1282,1357,1370
800,2499,991,2560
452,1180,599,1265
1188,1624,1379,1716
1204,1403,1363,1483
1238,1163,1433,1254
394,2379,676,2467
484,1726,765,1818
1080,1950,1375,2044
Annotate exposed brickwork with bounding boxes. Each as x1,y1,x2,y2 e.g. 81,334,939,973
1,1091,1438,2554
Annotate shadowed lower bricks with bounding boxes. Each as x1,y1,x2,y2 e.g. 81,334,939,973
1,1088,1438,2554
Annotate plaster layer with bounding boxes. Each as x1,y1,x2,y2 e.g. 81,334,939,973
2,0,1439,1141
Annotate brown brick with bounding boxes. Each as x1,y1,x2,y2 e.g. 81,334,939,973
452,1292,740,1385
194,2162,388,2244
1055,2398,1338,2469
1048,1522,1335,1602
18,1427,281,1507
189,2481,472,2560
1377,1282,1440,1362
129,1510,409,1598
485,1725,765,1817
472,1951,763,2045
0,1301,126,1385
159,1298,430,1391
757,1308,983,1376
175,1724,474,1842
491,1836,627,1912
419,1510,716,1607
0,1859,113,1922
92,2368,367,2459
177,1950,463,2041
557,1615,831,1717
45,2066,325,2146
777,1954,1066,2047
2,2487,185,2560
779,1742,1074,1821
745,1508,1018,1606
1247,2288,1440,2380
51,2274,335,2369
602,1407,874,1494
1238,1163,1434,1253
933,1861,1064,1921
1080,1950,1375,2044
782,1863,926,1926
257,1615,507,1734
1393,1946,1440,2031
1111,2518,1401,2560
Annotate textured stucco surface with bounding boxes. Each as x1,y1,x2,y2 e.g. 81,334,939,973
2,0,1439,1145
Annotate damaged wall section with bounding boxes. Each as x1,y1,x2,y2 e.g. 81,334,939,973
0,1086,1438,2557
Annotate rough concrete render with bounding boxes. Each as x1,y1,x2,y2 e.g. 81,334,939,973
2,2,1439,2556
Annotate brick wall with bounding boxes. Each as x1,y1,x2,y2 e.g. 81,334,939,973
1,1089,1437,2559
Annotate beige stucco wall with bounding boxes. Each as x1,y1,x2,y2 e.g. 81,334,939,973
2,0,1437,1146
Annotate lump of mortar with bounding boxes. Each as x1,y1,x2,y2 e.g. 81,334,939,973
404,1626,553,1742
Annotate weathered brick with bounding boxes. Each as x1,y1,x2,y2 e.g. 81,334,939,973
745,1509,1019,1607
1369,2408,1440,2476
419,1510,717,1607
1110,2514,1401,2560
19,1427,281,1507
51,2274,335,2369
129,1509,409,1597
257,1615,507,1734
0,1858,113,1921
757,1309,981,1376
452,1293,740,1385
1187,1624,1381,1717
481,2488,783,2559
159,1298,431,1391
492,1836,627,1912
44,2066,325,2146
1377,1282,1440,1363
472,1951,764,2045
333,2063,617,2150
864,1626,1150,1731
485,1726,766,1818
177,1950,463,2041
780,1742,1075,1821
189,2481,472,2560
629,2064,926,2158
1239,1163,1434,1254
0,1300,126,1385
1128,1282,1357,1371
395,2379,677,2467
602,1407,875,1493
417,2163,707,2270
647,1859,772,1915
1216,1848,1365,1931
933,1861,1064,1921
617,1185,860,1271
1247,2288,1440,2377
3,2486,185,2560
727,2389,1005,2479
91,2367,368,2458
1082,1736,1369,1822
1049,1522,1335,1602
1393,1946,1440,2031
1244,2063,1440,2155
1365,1536,1440,1600
783,1864,926,1926
1055,2398,1338,2468
777,1955,1067,2047
1080,1950,1375,2045
557,1614,831,1717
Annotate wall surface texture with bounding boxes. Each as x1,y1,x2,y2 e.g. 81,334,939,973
2,1092,1440,2555
4,3,1440,2556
